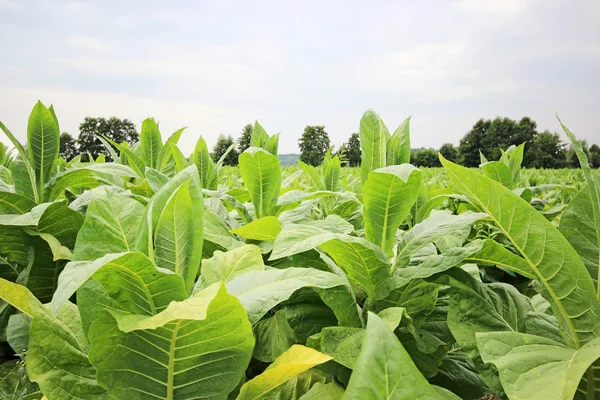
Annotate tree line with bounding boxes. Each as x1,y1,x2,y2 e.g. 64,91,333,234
58,115,600,168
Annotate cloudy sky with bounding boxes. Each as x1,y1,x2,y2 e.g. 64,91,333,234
1,0,599,154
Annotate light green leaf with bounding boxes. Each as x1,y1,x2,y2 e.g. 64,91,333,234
239,147,281,218
559,173,600,287
465,239,536,279
363,164,422,256
299,382,344,400
0,192,36,214
200,244,265,288
74,187,144,260
27,302,111,400
441,156,600,347
51,252,187,316
324,155,341,192
230,216,282,241
140,117,163,168
154,176,204,291
298,160,324,190
481,161,514,189
386,116,411,165
270,223,391,299
478,332,600,400
27,101,59,197
237,345,332,400
193,136,216,189
343,312,442,399
395,210,487,268
89,283,254,400
226,267,346,324
359,109,387,185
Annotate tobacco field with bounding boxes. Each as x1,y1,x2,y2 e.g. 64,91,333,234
1,101,599,400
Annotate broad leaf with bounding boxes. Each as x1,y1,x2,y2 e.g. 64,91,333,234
239,147,281,218
27,101,59,197
89,283,254,400
478,332,600,400
230,216,282,241
226,267,346,324
343,312,443,399
200,244,265,288
73,187,144,260
363,164,422,256
441,156,600,347
359,109,387,185
140,118,163,168
237,345,331,400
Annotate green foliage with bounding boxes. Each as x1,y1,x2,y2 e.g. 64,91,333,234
59,132,78,161
2,102,600,400
346,132,361,167
458,117,537,167
213,134,239,166
412,148,441,167
299,125,330,166
78,116,138,161
238,123,253,153
528,130,567,168
438,143,458,163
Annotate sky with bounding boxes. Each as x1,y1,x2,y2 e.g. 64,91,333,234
1,0,599,154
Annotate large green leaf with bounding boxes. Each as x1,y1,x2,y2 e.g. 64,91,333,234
27,302,111,400
324,155,341,192
386,116,411,166
193,136,216,188
27,101,59,198
253,309,298,363
478,332,600,400
343,312,443,399
140,118,163,168
0,192,36,214
51,252,187,316
363,164,422,256
395,210,486,268
88,283,254,400
226,267,347,324
73,187,144,260
465,239,536,279
559,173,600,287
299,382,344,400
270,223,391,299
154,176,204,291
230,216,281,241
237,345,331,400
239,147,281,218
0,121,38,202
441,156,600,347
359,109,387,185
435,269,533,394
199,244,265,289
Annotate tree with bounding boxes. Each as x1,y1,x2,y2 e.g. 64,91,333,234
78,117,138,161
438,143,458,162
238,124,253,153
212,134,238,166
335,143,349,166
346,132,361,167
458,117,537,167
59,132,78,161
528,130,567,168
412,149,441,168
589,144,600,168
298,126,330,166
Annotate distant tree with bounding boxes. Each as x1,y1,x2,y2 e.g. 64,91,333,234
298,126,330,166
458,117,537,167
412,149,441,168
528,130,567,168
59,132,78,161
78,117,138,161
589,144,600,168
212,134,238,166
238,124,253,153
346,132,361,167
438,143,458,162
567,140,591,168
